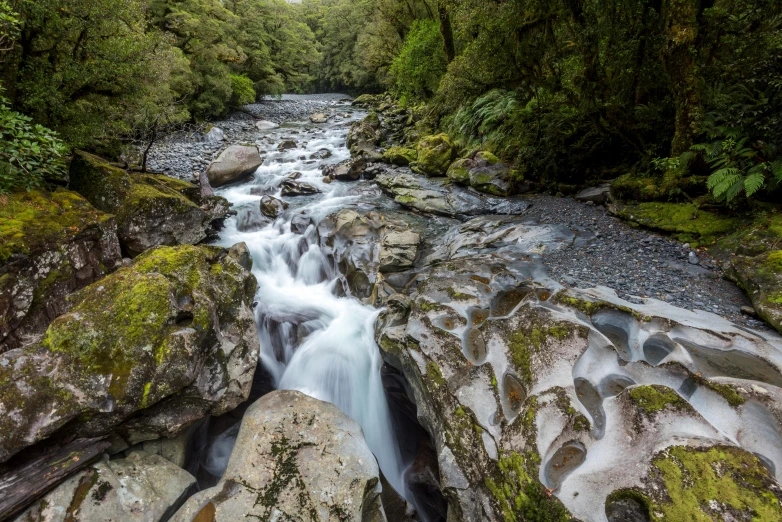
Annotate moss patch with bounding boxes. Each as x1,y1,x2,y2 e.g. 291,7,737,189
628,385,688,416
615,202,743,245
412,133,455,177
0,189,112,264
382,146,417,166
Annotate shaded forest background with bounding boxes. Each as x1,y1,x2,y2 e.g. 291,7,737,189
1,0,782,205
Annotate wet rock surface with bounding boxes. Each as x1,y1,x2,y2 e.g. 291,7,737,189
0,244,259,463
0,189,122,353
169,390,385,522
14,451,196,522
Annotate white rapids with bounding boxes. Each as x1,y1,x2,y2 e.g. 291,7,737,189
211,102,407,495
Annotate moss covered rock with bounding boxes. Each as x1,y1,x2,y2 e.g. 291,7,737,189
0,189,122,352
0,244,259,463
411,134,456,177
729,250,782,333
70,151,227,257
610,174,665,202
608,446,782,521
446,158,472,184
611,202,743,245
347,112,385,160
382,146,417,166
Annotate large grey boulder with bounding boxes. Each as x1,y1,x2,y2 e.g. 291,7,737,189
575,184,611,204
347,112,385,160
13,451,196,522
170,390,386,522
206,145,263,187
323,157,366,182
0,244,259,463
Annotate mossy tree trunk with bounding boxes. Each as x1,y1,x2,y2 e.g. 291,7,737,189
661,0,704,156
437,1,455,63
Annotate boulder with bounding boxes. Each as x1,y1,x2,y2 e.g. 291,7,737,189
374,172,529,219
278,139,298,151
323,157,366,182
575,184,611,204
469,162,513,196
13,451,196,522
260,195,288,219
729,250,782,333
281,179,321,197
317,209,420,299
70,152,228,257
203,126,224,144
310,148,333,160
169,390,386,522
205,145,263,187
382,146,417,166
347,112,385,160
0,189,122,352
291,214,314,234
255,120,279,131
445,158,472,185
411,134,455,177
309,113,329,124
0,244,259,463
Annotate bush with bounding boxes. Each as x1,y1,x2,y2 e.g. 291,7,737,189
0,95,68,194
389,19,446,101
229,74,257,107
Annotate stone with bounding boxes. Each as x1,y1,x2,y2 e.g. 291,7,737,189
280,179,321,197
310,148,332,160
688,251,700,265
729,250,782,333
445,158,473,185
309,113,329,123
575,184,611,204
169,390,385,522
741,305,758,317
278,139,298,151
0,244,259,463
411,134,455,177
347,112,385,160
205,145,263,187
203,126,224,144
69,152,226,258
255,120,279,130
382,146,417,166
291,214,313,234
140,431,189,467
260,195,288,219
469,162,513,197
0,189,122,353
14,451,196,522
323,157,366,182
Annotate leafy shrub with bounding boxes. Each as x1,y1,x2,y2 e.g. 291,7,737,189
389,19,446,101
229,74,257,107
0,95,68,194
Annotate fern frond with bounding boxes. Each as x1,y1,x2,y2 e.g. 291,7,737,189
744,172,766,197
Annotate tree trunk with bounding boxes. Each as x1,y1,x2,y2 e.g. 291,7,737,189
661,0,703,156
437,2,455,63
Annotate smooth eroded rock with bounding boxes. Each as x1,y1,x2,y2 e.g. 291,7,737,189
169,390,385,522
206,145,263,187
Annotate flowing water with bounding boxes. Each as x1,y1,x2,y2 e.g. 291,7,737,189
210,101,408,495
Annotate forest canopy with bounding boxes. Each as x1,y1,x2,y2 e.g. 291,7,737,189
1,0,781,203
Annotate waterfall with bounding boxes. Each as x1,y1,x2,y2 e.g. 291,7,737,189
212,107,407,495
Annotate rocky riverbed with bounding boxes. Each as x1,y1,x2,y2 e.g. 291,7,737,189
2,94,781,522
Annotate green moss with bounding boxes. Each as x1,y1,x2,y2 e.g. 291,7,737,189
382,146,417,166
648,446,782,521
446,158,472,184
412,133,455,177
509,331,534,386
455,406,466,417
628,385,688,415
610,174,663,202
446,287,474,300
426,361,447,388
700,379,745,407
0,189,112,264
615,202,743,244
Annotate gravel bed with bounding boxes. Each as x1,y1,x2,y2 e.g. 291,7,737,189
145,94,352,180
524,194,768,330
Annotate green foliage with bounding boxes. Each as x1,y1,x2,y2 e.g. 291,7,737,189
0,95,67,194
229,74,257,107
0,0,20,56
390,19,446,101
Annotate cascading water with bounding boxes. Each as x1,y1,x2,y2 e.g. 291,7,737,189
211,99,407,496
